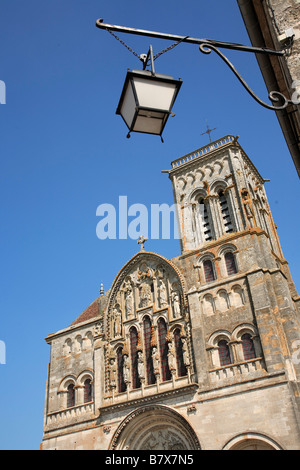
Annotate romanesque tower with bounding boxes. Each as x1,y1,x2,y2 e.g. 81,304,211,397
42,135,300,450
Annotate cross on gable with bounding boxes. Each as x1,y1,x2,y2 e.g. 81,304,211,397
137,235,147,251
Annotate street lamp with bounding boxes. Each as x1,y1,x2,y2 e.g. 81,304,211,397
116,46,182,140
96,18,298,139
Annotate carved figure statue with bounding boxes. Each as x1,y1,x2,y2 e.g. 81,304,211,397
151,346,160,373
123,354,130,383
167,343,176,371
181,337,190,366
139,281,152,308
137,351,145,379
171,290,181,318
125,285,134,318
112,305,122,338
158,279,168,308
109,357,117,389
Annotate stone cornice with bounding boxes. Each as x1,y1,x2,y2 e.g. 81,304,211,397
99,383,198,415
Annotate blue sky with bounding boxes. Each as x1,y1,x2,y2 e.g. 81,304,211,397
0,0,299,450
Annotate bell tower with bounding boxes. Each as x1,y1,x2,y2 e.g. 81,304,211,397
168,135,282,258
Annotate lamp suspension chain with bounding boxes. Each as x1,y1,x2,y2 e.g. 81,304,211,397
105,28,142,61
105,27,188,67
152,36,189,61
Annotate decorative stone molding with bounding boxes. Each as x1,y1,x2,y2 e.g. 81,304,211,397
109,404,201,450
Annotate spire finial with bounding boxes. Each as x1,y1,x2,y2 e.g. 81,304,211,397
100,282,104,296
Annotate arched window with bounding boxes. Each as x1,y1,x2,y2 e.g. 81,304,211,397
174,329,187,377
218,340,231,367
67,383,75,408
242,333,256,361
218,190,233,233
199,198,213,241
225,251,237,275
84,378,92,403
130,327,141,389
117,347,126,393
203,259,215,283
158,318,171,382
143,316,156,385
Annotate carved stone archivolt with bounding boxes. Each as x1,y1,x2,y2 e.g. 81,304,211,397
106,252,187,318
103,252,193,395
109,404,201,450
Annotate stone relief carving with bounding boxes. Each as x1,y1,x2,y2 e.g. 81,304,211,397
104,255,191,394
139,280,152,308
94,320,103,337
140,430,186,450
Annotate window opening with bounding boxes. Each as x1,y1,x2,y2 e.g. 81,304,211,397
117,347,126,393
225,251,237,275
242,333,256,361
218,339,231,366
219,190,233,233
143,316,156,385
158,318,171,382
174,329,187,377
84,379,92,402
130,327,141,389
67,383,75,408
203,259,215,282
199,198,213,241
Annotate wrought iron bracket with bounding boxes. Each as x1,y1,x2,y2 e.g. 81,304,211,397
199,43,294,111
96,18,296,111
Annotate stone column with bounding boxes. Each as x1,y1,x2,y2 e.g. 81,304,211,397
93,335,105,412
186,291,210,386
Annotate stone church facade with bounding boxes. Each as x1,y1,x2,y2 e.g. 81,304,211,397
41,135,300,450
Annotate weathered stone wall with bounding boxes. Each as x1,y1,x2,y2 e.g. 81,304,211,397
267,0,300,90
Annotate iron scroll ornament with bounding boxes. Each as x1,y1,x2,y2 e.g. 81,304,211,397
199,43,294,111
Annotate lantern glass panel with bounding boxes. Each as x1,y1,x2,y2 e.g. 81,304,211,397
133,110,167,134
133,77,178,111
120,81,137,128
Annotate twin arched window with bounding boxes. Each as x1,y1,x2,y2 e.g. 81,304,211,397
196,189,234,244
66,377,93,408
217,334,256,367
202,251,237,285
